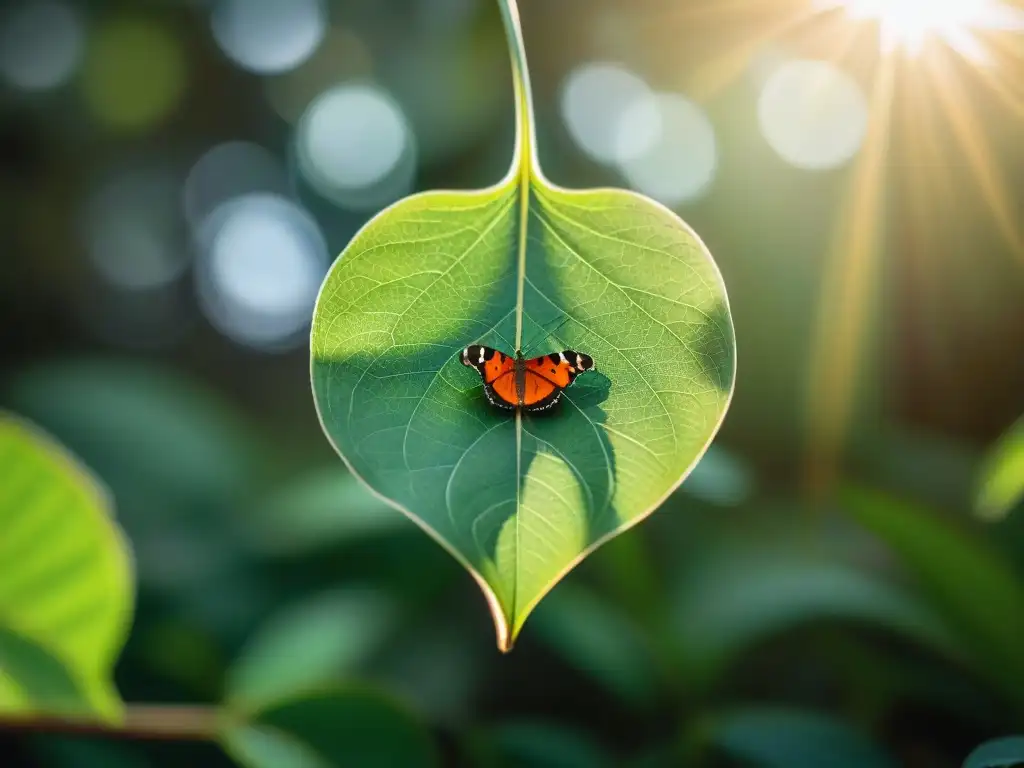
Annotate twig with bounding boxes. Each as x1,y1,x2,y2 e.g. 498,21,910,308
0,704,220,741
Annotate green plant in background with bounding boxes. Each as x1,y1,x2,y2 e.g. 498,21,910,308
974,414,1024,523
310,0,735,652
0,414,131,721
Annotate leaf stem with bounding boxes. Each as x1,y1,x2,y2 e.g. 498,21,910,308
496,0,535,178
0,704,220,741
496,0,535,354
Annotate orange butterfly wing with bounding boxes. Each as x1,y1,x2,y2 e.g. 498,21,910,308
461,345,517,409
524,354,576,388
521,352,593,411
522,370,559,409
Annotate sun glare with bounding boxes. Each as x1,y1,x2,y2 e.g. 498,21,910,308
815,0,1024,62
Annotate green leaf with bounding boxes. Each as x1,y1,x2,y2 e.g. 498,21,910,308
704,706,898,768
975,415,1024,522
0,413,133,720
670,518,961,688
841,485,1024,704
469,721,613,768
963,736,1024,768
32,736,152,768
221,686,439,768
4,358,260,510
243,468,408,557
370,620,483,726
0,626,92,716
677,444,755,507
310,0,734,650
226,588,399,708
531,583,660,707
4,359,265,632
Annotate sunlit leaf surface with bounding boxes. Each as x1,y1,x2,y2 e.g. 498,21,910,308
0,413,133,720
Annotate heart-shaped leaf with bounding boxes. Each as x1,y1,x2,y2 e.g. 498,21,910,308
0,413,133,720
310,0,735,649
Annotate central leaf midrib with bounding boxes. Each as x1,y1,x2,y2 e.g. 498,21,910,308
511,143,530,635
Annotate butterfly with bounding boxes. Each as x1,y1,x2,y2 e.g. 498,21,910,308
460,345,594,412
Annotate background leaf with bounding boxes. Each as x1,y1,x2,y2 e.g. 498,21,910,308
221,686,439,768
841,485,1024,707
703,706,899,768
0,413,133,720
241,468,409,558
226,588,399,708
974,415,1024,522
31,736,152,768
669,512,961,689
962,736,1024,768
4,358,261,509
469,720,613,768
3,358,270,638
530,583,660,707
0,627,93,717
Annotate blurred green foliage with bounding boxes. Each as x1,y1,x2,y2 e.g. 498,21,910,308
2,362,1022,765
0,414,131,720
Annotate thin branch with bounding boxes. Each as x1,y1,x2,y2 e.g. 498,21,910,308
0,704,220,741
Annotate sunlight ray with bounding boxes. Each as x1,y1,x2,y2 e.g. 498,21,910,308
803,59,896,495
925,54,1024,259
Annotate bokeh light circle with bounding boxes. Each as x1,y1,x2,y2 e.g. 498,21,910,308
195,193,328,351
80,167,188,292
81,17,186,131
263,26,373,123
183,141,289,233
0,1,84,91
560,62,657,165
211,0,326,75
295,83,416,211
616,93,718,207
758,59,868,170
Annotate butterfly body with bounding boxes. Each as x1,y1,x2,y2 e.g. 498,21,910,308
460,344,594,412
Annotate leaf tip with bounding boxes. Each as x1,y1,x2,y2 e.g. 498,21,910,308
467,569,514,653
